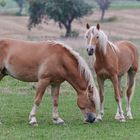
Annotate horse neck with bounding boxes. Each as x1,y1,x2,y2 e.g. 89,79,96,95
65,65,89,95
95,43,106,61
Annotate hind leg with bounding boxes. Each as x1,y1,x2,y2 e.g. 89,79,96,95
112,75,125,122
29,78,50,126
126,69,137,119
51,84,64,124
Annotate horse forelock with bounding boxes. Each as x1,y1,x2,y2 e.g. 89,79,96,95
87,26,119,55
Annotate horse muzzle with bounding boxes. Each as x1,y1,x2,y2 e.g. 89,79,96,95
85,113,96,123
86,48,94,56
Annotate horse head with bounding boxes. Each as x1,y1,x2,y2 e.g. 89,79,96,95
85,23,101,56
77,85,99,123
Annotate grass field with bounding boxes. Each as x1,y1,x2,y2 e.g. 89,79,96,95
0,76,140,140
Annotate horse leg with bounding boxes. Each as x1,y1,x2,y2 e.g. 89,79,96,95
112,75,125,122
51,84,64,124
29,78,50,126
126,69,136,119
96,76,104,121
115,76,123,120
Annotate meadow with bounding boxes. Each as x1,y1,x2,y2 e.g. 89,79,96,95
0,73,140,140
0,1,140,140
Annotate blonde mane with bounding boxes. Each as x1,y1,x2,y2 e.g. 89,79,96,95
47,41,100,110
89,26,119,54
47,40,94,85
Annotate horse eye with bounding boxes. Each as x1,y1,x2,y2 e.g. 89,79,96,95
86,35,88,38
96,36,99,39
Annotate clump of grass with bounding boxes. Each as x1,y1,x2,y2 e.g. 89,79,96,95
101,16,118,23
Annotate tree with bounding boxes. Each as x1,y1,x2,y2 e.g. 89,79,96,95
96,0,111,21
0,0,6,7
14,0,25,15
28,0,92,37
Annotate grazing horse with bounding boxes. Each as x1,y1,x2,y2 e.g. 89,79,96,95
85,24,138,122
0,39,100,125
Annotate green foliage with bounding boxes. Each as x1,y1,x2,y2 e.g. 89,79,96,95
13,0,25,15
28,0,93,37
0,0,6,7
96,0,111,21
68,30,79,38
96,0,110,10
28,1,46,29
100,16,118,23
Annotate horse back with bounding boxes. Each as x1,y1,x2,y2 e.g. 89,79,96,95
115,40,138,71
0,39,78,82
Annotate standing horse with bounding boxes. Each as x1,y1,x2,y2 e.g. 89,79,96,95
0,39,100,125
85,24,138,122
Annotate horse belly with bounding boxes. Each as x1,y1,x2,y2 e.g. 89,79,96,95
5,61,38,82
118,54,133,75
96,68,111,79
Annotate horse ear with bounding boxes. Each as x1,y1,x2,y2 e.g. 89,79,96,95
86,23,90,29
96,23,100,30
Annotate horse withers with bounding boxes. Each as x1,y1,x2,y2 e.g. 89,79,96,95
85,23,138,122
0,39,100,125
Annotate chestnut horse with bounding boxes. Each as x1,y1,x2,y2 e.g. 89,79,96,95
85,24,138,122
0,39,100,125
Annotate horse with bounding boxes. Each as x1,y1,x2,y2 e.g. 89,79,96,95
85,23,138,122
0,38,100,126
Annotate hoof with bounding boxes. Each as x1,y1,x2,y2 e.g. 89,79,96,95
126,115,133,120
29,117,38,126
29,122,38,126
115,114,126,122
119,118,126,122
115,115,121,120
53,118,65,125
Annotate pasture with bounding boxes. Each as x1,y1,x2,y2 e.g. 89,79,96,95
0,1,140,140
0,74,140,140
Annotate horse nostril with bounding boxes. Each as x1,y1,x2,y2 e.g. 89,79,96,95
85,113,96,123
91,48,94,52
87,48,94,56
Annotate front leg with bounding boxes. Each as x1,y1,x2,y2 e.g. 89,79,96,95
112,75,125,122
96,76,105,122
115,76,123,120
29,78,50,126
51,84,64,125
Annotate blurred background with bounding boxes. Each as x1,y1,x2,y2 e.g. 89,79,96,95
0,0,139,42
0,0,140,67
0,1,140,138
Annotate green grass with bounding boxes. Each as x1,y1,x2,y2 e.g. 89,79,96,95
0,76,140,140
110,1,140,10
